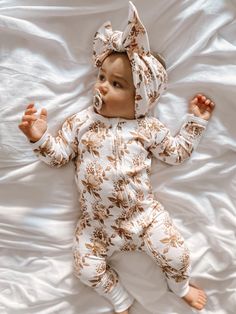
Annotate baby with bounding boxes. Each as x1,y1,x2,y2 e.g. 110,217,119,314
19,2,214,314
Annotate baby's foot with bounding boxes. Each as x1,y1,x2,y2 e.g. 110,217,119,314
182,284,207,310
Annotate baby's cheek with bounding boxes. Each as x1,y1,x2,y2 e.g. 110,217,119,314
93,83,99,91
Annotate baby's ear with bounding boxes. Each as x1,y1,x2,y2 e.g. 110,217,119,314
151,51,166,70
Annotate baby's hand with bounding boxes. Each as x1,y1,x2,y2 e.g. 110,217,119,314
18,104,48,142
189,94,215,121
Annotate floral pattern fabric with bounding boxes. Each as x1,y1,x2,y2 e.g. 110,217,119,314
31,106,207,310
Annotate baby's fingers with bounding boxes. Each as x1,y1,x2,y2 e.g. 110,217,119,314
40,108,47,121
18,121,31,134
22,115,37,122
209,101,215,110
23,103,38,117
190,97,198,105
205,101,215,113
25,108,37,115
19,121,29,128
26,103,35,110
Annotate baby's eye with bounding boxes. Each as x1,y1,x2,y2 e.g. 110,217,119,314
112,81,122,88
99,74,105,81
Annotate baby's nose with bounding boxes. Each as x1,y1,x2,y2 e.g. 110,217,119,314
98,83,108,95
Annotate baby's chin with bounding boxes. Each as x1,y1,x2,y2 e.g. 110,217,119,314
96,108,119,118
99,109,135,120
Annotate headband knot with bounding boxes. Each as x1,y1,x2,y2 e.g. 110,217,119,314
109,31,125,52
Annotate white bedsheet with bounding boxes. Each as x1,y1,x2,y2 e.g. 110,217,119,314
0,0,236,313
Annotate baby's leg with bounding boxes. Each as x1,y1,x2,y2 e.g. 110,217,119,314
73,228,133,313
141,210,207,310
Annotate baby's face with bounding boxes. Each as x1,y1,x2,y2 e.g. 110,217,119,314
94,52,135,119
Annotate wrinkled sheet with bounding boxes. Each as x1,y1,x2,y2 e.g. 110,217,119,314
0,0,236,313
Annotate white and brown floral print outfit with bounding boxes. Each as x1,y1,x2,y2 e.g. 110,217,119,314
31,105,207,312
31,2,209,312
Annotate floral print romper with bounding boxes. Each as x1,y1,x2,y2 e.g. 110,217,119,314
32,105,207,312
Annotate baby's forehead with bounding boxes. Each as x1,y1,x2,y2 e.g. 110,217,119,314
102,52,130,65
101,52,133,79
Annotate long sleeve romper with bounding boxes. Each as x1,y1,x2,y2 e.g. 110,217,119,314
31,105,208,313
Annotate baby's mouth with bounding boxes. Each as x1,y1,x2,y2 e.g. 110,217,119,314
93,89,104,111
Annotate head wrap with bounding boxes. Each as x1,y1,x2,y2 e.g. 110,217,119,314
93,1,167,118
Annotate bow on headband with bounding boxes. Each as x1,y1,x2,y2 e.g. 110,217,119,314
93,1,167,118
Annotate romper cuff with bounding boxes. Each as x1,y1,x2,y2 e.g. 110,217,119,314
30,129,49,149
185,113,208,127
179,114,208,143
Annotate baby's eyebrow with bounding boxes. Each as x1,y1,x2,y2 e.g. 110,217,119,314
113,74,129,84
100,67,130,85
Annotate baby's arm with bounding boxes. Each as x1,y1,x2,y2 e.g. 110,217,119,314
148,94,215,165
19,104,81,167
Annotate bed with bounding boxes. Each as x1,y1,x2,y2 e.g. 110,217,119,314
0,0,236,313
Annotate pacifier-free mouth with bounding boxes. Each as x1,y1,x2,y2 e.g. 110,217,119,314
93,89,103,111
